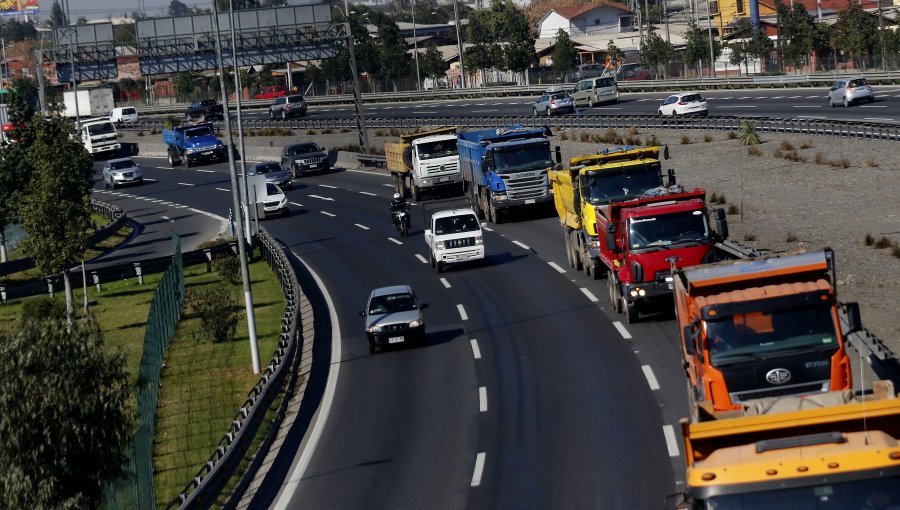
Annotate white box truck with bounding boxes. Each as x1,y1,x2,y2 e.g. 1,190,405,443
63,88,115,118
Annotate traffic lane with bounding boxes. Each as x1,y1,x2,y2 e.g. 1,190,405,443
262,202,478,510
443,239,674,508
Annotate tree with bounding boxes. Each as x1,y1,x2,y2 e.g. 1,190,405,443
49,0,67,27
419,43,449,86
640,28,674,78
173,72,195,101
19,111,95,318
9,75,39,111
607,40,624,67
0,97,38,263
551,29,578,75
75,16,88,25
0,314,133,508
683,20,722,77
466,0,535,84
377,18,411,90
777,0,817,71
832,4,877,69
745,28,775,72
0,20,37,42
167,0,190,16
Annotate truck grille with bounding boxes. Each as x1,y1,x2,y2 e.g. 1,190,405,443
501,171,548,201
732,383,824,402
445,237,476,248
424,162,458,175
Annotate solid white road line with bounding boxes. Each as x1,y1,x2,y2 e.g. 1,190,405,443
512,240,530,250
663,425,680,458
548,261,566,273
471,452,486,487
196,169,215,173
177,182,195,186
272,253,342,510
482,226,494,232
479,387,488,412
415,254,428,263
215,187,230,192
320,211,336,217
471,109,498,113
580,288,599,302
308,194,335,201
388,237,403,245
725,105,758,108
359,191,377,196
613,321,632,339
642,365,661,391
457,304,468,321
440,277,451,288
354,223,370,230
859,105,887,108
470,339,482,359
792,105,821,108
289,202,303,207
319,184,337,189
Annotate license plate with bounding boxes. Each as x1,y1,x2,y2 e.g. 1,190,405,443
203,151,213,155
388,336,404,344
525,199,536,204
309,164,319,168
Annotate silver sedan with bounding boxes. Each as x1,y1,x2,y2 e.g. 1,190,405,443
247,161,293,189
102,157,144,189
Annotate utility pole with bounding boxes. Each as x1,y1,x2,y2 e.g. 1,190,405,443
877,0,885,71
705,0,715,78
663,0,670,43
212,0,261,375
346,22,370,153
228,0,254,244
453,0,466,88
412,0,421,90
64,0,81,132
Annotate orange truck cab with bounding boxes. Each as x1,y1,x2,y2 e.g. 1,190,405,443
673,249,861,419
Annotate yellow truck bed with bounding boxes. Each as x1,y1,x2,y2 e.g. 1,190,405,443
385,126,458,175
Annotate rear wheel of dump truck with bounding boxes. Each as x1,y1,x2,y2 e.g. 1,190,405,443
686,379,700,423
608,276,623,314
572,234,583,271
564,229,574,268
168,150,178,167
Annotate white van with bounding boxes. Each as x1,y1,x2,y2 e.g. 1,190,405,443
109,106,138,125
571,76,619,107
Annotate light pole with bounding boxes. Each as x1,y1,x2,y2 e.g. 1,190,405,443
705,0,715,78
412,0,421,90
452,0,466,88
64,0,81,132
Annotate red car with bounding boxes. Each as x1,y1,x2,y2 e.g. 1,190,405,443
254,85,289,100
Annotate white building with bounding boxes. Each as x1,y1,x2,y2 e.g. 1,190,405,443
538,2,636,39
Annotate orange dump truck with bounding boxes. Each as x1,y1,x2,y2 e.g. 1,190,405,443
673,249,861,420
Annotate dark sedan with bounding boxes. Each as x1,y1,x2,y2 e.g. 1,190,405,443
280,142,330,178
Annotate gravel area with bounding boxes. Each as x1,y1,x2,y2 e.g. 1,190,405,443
127,126,899,351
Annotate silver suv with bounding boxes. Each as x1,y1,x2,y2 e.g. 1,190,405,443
828,76,874,107
532,87,575,116
268,94,307,120
359,285,428,353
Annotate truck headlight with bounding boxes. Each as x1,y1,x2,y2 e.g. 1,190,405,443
475,235,483,245
186,148,197,154
436,241,446,250
492,194,506,202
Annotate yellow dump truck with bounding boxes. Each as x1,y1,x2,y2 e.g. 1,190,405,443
679,380,900,508
384,126,461,201
547,146,675,279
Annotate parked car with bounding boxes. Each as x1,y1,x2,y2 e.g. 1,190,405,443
255,85,289,100
576,63,607,80
268,94,307,120
572,76,618,107
615,63,654,81
185,99,224,122
423,77,449,90
109,106,138,125
828,76,874,107
248,161,293,189
102,157,143,189
359,285,428,353
280,142,329,177
657,93,708,117
533,86,575,116
260,182,289,218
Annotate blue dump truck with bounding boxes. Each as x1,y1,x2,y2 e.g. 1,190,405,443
163,122,228,168
457,126,555,224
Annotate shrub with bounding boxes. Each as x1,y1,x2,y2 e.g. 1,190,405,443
743,233,757,241
779,140,794,151
747,146,762,156
831,158,851,168
709,192,727,205
580,132,591,143
773,148,784,159
213,254,241,285
188,286,242,343
864,233,875,246
784,150,806,163
786,233,799,242
626,126,639,137
865,159,878,167
740,120,761,145
374,129,385,136
874,236,894,249
389,128,402,137
322,128,333,134
340,128,351,133
815,152,828,165
21,297,67,322
603,128,620,144
726,131,738,140
799,140,812,149
559,131,569,141
893,245,900,259
305,129,317,135
647,134,659,146
625,135,641,146
136,131,144,137
163,115,181,130
726,204,740,215
680,135,691,145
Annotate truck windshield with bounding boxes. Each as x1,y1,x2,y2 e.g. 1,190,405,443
417,140,458,160
185,127,213,138
627,210,710,250
694,474,900,510
86,123,116,136
434,215,480,235
584,167,662,205
706,304,839,365
494,146,552,173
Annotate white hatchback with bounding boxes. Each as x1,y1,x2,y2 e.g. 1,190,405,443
658,93,708,117
109,107,138,124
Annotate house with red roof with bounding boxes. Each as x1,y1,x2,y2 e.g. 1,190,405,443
538,2,635,39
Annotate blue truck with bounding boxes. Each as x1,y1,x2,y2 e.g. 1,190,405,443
163,122,228,168
457,126,555,224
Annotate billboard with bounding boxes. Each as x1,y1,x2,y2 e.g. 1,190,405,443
0,0,40,16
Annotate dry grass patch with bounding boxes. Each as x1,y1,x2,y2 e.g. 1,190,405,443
726,131,738,140
743,233,757,241
815,152,828,165
799,140,813,149
779,140,795,151
786,233,799,242
726,204,740,215
747,146,762,156
680,135,691,145
865,159,878,168
703,134,713,142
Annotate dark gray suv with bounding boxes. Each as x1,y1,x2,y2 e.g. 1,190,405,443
269,94,307,120
280,142,329,177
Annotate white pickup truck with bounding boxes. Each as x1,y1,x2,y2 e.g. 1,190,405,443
424,208,485,273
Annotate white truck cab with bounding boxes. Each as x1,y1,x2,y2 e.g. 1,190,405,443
424,208,485,273
80,118,121,157
408,134,461,200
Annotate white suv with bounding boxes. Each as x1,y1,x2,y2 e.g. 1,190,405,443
424,208,485,273
109,106,138,124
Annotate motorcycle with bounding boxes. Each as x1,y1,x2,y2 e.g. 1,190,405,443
392,209,410,236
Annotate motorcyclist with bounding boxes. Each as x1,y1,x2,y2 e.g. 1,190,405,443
390,192,409,229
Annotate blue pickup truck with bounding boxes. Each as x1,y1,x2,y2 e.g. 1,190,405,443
163,122,228,168
457,126,555,224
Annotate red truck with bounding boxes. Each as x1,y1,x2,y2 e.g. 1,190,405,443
597,188,728,323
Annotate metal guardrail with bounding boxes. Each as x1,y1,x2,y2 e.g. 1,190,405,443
839,303,900,386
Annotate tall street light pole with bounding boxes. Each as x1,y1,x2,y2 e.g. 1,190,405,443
64,0,80,132
452,0,466,88
705,0,715,78
412,0,421,90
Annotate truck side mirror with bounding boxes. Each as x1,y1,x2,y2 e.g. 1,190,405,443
682,326,697,355
554,145,562,164
605,223,620,254
667,169,676,187
844,302,862,335
424,229,432,237
714,208,728,240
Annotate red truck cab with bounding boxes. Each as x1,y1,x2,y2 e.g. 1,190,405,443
597,188,728,323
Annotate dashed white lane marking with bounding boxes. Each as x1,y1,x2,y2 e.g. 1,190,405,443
143,178,157,183
308,194,335,201
613,321,633,339
160,215,169,220
289,202,303,207
792,105,821,108
215,187,230,192
415,254,428,263
864,117,895,121
319,184,337,189
771,96,784,99
663,425,680,457
479,387,488,412
482,226,494,232
440,277,451,288
359,191,377,196
642,365,661,391
320,211,336,217
196,169,215,173
382,184,394,188
859,105,887,108
725,105,757,108
796,115,826,119
580,288,599,302
471,109,498,113
177,182,195,186
178,205,189,208
753,96,766,99
354,223,370,230
470,339,482,359
805,95,820,98
738,96,751,99
388,237,403,245
512,240,530,250
548,261,566,273
457,304,468,321
155,166,169,170
471,452,486,487
788,95,802,99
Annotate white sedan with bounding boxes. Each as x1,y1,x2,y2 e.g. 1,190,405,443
658,93,708,117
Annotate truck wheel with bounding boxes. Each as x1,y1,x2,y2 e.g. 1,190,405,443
572,236,583,271
412,185,421,202
564,230,574,268
608,277,623,313
436,260,444,273
430,254,436,268
185,157,192,168
399,178,409,199
686,379,701,423
588,98,594,108
168,151,177,167
624,301,637,324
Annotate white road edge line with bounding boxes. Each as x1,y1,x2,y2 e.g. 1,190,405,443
359,191,377,196
440,277,451,288
272,252,342,510
388,237,403,245
613,321,632,339
177,182,195,187
548,261,566,273
196,169,215,173
457,304,468,321
512,240,530,250
354,223,370,230
471,452,486,487
580,288,599,302
415,254,428,263
479,387,488,412
319,184,337,189
320,211,336,217
642,365,661,391
663,425,680,458
482,226,494,232
470,339,482,359
289,202,303,207
160,215,169,220
215,187,230,192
